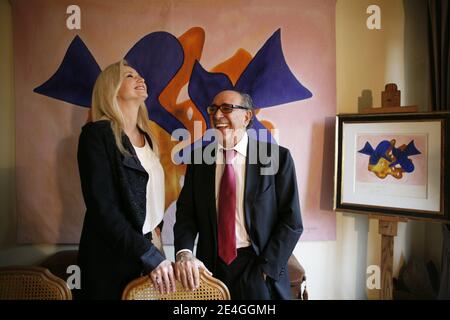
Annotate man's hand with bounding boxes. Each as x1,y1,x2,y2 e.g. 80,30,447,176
150,259,176,294
174,251,212,291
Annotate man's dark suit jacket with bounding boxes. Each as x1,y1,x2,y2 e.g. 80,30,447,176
77,120,164,299
174,137,303,299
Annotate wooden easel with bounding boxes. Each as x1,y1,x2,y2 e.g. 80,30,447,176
361,83,417,300
367,214,407,299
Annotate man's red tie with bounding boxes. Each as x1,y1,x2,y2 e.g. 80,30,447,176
218,149,237,265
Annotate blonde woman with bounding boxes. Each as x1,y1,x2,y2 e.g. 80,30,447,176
77,60,174,299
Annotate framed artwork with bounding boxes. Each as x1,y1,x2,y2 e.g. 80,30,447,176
335,112,450,222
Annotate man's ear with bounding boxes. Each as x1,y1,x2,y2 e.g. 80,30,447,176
245,109,253,125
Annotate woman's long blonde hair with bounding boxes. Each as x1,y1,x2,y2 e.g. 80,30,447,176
91,60,158,156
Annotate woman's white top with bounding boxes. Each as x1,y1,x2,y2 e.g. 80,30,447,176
132,137,165,236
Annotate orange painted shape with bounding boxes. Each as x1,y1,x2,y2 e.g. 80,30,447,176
211,48,252,85
159,27,206,130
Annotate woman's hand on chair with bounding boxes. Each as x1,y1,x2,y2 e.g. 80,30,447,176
174,251,212,291
150,259,176,294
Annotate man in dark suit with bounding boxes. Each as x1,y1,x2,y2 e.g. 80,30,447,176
174,90,302,299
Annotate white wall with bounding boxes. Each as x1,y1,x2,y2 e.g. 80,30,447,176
0,0,442,299
291,0,441,300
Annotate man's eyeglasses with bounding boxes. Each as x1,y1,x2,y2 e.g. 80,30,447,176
207,103,249,115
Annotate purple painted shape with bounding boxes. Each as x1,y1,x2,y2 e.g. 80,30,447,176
235,29,312,108
187,29,312,142
34,32,186,134
33,35,101,108
188,61,233,128
124,32,186,134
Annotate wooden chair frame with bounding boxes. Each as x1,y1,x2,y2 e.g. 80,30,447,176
122,269,230,300
0,266,72,300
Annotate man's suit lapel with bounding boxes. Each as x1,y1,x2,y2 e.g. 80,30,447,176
244,138,260,238
121,134,147,173
205,146,218,246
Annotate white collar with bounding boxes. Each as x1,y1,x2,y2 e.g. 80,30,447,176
218,131,248,158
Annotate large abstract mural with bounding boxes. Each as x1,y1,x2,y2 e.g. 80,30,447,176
12,0,336,243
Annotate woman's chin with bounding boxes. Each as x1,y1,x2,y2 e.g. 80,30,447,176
137,94,148,102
